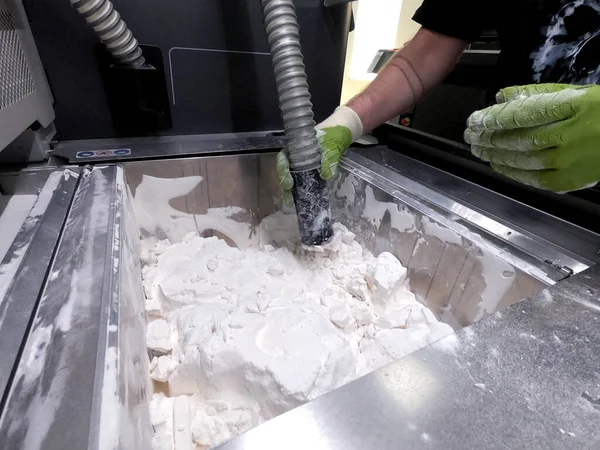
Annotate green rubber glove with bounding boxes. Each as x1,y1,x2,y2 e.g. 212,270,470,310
277,106,363,205
464,83,600,193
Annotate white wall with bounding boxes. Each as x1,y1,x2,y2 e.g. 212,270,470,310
340,0,424,104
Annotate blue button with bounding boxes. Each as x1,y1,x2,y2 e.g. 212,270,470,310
114,149,131,155
76,151,95,158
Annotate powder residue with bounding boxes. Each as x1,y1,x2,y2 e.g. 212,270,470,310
134,175,255,252
143,214,453,449
362,186,415,233
0,194,37,263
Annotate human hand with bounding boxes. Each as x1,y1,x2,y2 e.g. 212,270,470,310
277,106,363,204
464,83,600,193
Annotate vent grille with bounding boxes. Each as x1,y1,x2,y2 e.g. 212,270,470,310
0,10,35,110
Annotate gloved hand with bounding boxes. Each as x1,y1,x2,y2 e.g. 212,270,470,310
464,83,600,193
277,106,363,204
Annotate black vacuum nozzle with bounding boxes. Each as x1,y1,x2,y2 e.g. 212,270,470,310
291,169,334,246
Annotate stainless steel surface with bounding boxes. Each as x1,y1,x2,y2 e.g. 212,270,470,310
3,148,598,449
51,132,286,163
365,147,600,267
0,0,54,153
0,165,151,450
0,168,65,296
261,0,320,171
111,168,153,449
71,0,145,66
122,150,589,328
343,151,591,279
0,168,69,291
217,265,600,450
124,153,273,232
89,166,152,449
0,169,78,404
332,161,553,326
122,151,598,449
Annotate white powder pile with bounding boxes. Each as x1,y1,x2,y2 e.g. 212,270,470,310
142,213,453,450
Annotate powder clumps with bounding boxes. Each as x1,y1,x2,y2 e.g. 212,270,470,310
144,215,453,449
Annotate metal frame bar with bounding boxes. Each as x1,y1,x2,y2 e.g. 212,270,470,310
344,150,594,277
0,169,78,406
0,166,119,448
51,131,286,163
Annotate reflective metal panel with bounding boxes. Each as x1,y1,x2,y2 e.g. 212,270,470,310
122,150,589,328
216,265,600,450
0,169,78,405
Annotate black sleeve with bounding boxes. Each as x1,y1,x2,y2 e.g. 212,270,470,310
412,0,489,42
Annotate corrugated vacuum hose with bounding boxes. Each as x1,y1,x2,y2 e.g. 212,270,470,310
261,0,333,245
70,0,145,66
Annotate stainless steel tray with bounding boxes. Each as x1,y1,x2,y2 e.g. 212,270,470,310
0,149,597,450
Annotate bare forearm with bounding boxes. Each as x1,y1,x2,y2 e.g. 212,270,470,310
347,28,468,133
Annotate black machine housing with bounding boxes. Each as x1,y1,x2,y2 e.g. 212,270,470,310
23,0,352,140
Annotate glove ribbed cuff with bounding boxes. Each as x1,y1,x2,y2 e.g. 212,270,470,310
316,106,364,143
